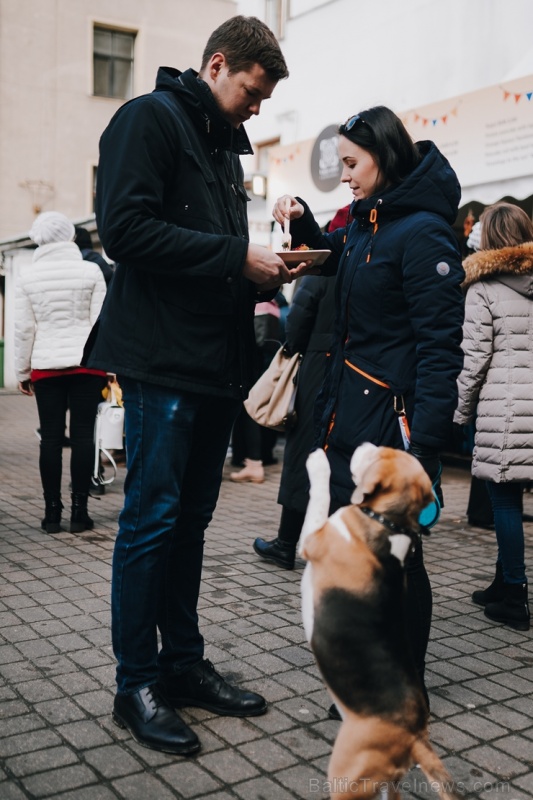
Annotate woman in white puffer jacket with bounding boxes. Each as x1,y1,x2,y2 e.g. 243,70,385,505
15,211,107,534
455,202,533,631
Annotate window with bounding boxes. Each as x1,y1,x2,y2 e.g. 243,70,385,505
93,26,135,99
92,166,98,212
265,0,287,39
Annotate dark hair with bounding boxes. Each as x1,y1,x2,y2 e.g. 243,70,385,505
200,15,288,82
479,202,533,250
74,226,92,250
338,106,421,186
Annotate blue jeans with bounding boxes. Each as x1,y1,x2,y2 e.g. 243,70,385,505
112,378,240,695
487,481,526,584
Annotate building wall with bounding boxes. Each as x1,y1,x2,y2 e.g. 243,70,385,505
238,0,533,225
0,0,237,240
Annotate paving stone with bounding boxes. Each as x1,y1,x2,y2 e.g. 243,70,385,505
83,743,143,778
21,764,98,797
197,748,259,783
238,736,299,770
157,761,222,797
202,715,263,745
56,720,114,749
1,728,62,757
112,772,183,800
6,745,79,777
462,744,529,779
48,787,118,800
233,775,298,799
35,697,89,725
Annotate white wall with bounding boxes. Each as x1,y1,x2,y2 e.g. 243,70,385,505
238,0,533,231
240,0,533,146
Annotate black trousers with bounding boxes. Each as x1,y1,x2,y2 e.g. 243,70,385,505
33,374,105,498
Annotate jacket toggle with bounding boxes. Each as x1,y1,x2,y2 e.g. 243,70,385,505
366,199,382,263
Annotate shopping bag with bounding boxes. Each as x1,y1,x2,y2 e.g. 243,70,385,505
93,383,124,485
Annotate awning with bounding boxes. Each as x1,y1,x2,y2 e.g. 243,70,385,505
460,174,533,208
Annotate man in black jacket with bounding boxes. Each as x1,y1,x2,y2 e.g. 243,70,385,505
85,16,296,755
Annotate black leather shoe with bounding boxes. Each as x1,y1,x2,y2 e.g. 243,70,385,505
112,685,200,755
159,659,267,717
253,537,295,569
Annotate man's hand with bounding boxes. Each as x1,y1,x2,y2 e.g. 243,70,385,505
243,243,292,289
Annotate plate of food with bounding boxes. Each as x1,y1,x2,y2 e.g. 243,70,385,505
275,246,332,267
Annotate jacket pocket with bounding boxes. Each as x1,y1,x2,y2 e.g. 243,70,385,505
327,359,404,453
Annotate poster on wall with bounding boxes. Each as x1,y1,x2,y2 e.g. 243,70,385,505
403,74,533,204
267,74,533,216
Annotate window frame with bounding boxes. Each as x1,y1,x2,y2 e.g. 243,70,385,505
93,24,136,100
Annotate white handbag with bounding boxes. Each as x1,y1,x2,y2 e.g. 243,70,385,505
93,383,124,485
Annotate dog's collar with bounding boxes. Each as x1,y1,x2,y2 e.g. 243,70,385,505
359,505,417,537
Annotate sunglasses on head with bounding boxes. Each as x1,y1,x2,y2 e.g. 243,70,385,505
342,114,366,131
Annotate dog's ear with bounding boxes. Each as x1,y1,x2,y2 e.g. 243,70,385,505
350,443,381,504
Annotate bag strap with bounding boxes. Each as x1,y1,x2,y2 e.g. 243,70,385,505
284,353,302,426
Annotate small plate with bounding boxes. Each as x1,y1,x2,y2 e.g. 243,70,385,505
276,249,332,267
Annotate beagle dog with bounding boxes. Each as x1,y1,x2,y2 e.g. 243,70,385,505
300,443,458,800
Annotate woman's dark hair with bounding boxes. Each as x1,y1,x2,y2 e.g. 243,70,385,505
338,106,421,186
479,202,533,250
200,15,289,82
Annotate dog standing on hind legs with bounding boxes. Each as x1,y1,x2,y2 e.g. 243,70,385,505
299,443,459,800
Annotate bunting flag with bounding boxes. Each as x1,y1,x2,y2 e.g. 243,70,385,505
409,103,460,127
500,85,533,103
271,146,301,166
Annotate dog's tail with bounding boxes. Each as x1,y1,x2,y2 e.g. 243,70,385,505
412,738,461,800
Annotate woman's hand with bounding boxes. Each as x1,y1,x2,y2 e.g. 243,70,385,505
272,195,304,227
18,380,33,396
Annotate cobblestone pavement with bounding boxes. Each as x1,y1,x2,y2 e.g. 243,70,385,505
1,391,532,800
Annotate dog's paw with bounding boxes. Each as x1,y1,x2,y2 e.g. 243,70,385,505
306,448,330,483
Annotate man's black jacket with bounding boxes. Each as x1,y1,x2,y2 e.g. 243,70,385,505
84,67,259,397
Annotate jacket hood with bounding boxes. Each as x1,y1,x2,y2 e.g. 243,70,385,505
154,66,253,156
351,140,461,225
462,241,533,297
32,241,83,264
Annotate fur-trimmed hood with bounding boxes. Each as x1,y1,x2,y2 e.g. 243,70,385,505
462,241,533,297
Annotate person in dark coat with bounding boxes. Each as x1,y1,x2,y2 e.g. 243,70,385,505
74,226,115,285
253,206,352,568
272,106,465,708
253,275,336,566
83,16,298,757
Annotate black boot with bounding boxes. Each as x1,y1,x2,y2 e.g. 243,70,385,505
41,496,63,534
472,562,504,606
485,582,530,631
70,493,94,533
253,537,296,569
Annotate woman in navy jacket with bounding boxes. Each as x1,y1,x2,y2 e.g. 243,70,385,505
273,106,465,707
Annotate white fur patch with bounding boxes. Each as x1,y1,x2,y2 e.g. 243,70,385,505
388,533,412,564
329,508,351,542
301,563,314,642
